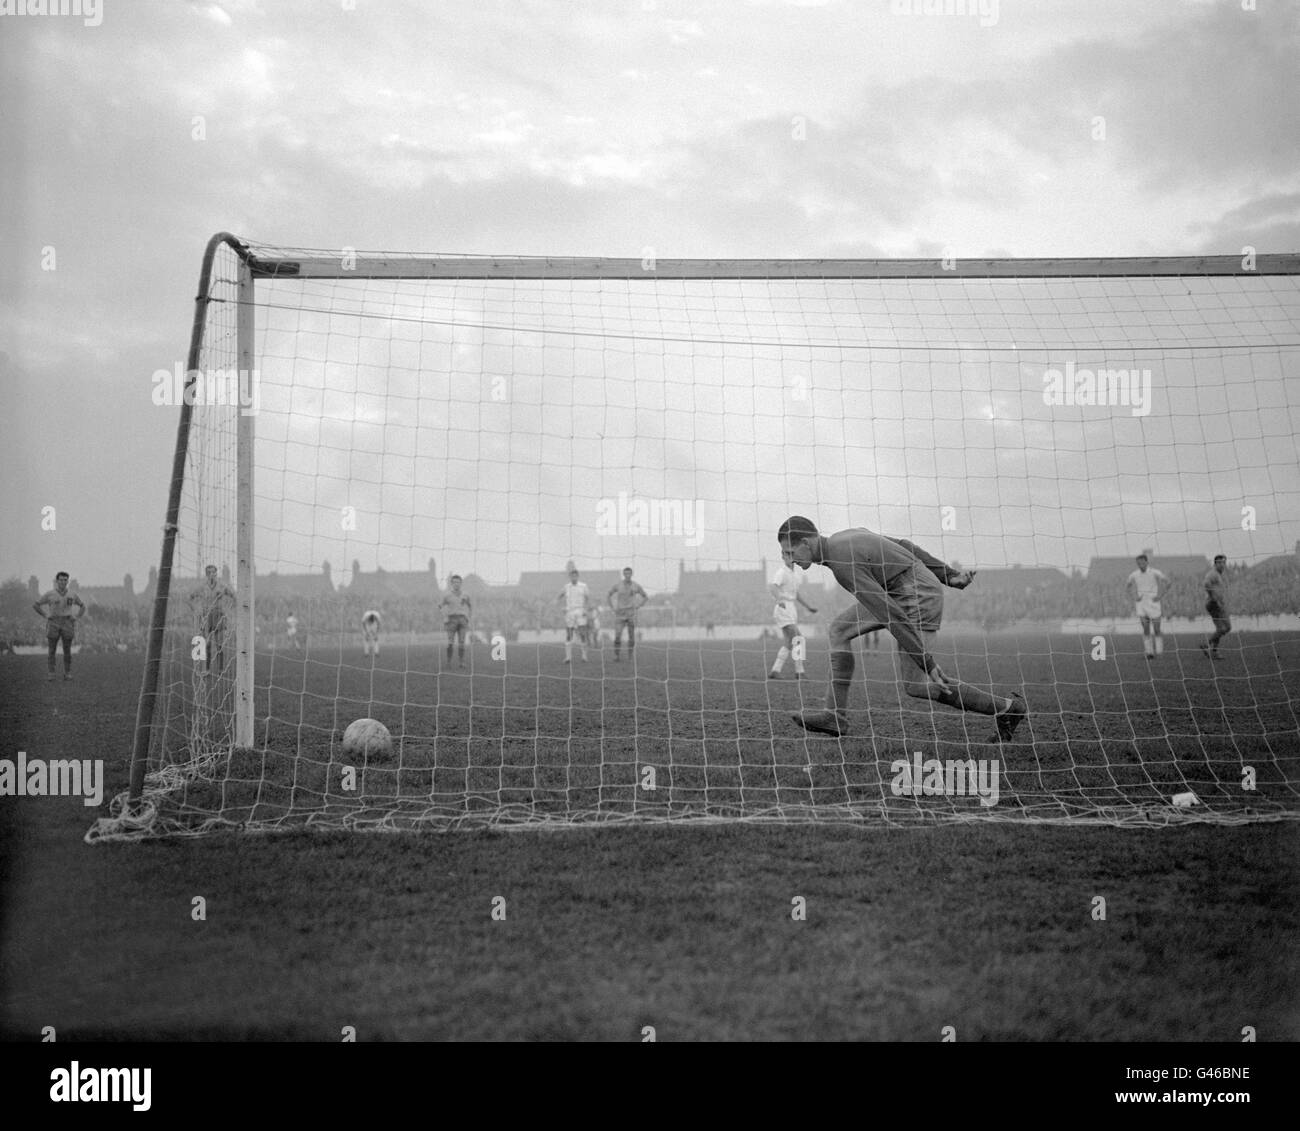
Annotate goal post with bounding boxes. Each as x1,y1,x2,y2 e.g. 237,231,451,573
125,232,255,812
89,236,1300,840
235,252,256,749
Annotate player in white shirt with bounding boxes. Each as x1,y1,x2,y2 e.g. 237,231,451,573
768,561,817,679
439,575,473,668
286,612,300,650
361,609,382,657
557,567,591,663
1124,554,1168,660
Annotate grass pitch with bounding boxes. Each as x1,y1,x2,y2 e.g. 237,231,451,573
1,635,1297,1040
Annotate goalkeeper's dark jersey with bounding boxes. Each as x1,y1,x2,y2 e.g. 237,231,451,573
818,529,953,592
817,529,955,666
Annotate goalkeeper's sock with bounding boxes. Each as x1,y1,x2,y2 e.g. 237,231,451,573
1154,636,1163,655
944,682,1000,714
828,651,855,713
772,646,789,673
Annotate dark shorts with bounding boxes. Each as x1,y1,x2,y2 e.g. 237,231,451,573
892,568,944,634
445,615,469,632
830,566,944,643
47,622,75,643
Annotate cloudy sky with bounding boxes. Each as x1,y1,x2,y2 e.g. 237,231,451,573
2,0,1298,593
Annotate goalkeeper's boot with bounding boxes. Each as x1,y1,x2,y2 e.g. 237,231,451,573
991,693,1027,743
792,709,849,737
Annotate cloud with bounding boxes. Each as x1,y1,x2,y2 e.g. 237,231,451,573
1001,1,1300,187
663,18,705,44
190,2,233,27
1193,192,1300,254
3,0,1297,585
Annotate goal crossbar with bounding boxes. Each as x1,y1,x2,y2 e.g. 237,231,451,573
229,239,1300,281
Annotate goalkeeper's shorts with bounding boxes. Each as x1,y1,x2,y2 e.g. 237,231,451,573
828,566,944,642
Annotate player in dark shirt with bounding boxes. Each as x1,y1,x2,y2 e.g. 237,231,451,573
1199,554,1231,660
777,516,1027,741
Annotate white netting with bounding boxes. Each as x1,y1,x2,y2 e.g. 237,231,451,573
86,243,1300,841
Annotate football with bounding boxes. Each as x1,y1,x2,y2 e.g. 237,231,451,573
341,718,393,761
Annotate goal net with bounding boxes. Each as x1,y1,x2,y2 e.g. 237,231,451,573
87,237,1300,839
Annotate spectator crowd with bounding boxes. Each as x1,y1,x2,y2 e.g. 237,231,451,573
4,558,1296,651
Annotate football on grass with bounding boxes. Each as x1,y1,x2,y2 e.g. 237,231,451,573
341,718,393,761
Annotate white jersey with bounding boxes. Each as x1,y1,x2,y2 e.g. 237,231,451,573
362,610,381,630
772,565,802,603
1127,568,1165,602
562,581,589,613
772,565,803,629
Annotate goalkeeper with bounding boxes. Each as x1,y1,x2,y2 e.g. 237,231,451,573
777,516,1027,741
